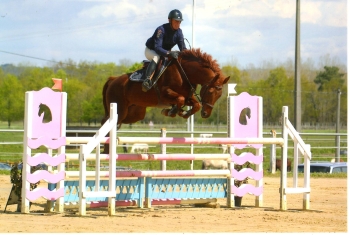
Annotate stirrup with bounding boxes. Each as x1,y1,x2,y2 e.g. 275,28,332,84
142,78,152,92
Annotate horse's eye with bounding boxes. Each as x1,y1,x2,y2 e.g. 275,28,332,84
215,86,222,91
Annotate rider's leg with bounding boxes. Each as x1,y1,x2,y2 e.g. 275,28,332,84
142,47,160,92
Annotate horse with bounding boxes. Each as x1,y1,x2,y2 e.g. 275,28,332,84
239,107,251,125
202,160,228,170
275,158,292,172
101,48,230,153
102,48,230,128
38,103,52,123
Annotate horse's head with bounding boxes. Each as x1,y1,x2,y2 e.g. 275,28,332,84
38,103,53,123
200,74,230,118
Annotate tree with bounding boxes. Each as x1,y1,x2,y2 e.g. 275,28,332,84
314,66,345,91
251,67,293,124
0,74,24,127
18,66,54,91
82,90,104,126
312,66,346,123
125,62,143,74
64,78,88,125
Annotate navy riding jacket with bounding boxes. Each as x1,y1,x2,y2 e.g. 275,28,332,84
145,23,187,57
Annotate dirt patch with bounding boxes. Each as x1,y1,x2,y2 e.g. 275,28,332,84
0,175,347,233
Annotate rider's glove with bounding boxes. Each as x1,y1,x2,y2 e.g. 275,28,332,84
168,51,179,59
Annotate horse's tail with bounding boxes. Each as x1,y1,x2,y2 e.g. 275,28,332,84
102,77,116,124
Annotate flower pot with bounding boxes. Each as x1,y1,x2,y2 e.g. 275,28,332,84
234,196,243,207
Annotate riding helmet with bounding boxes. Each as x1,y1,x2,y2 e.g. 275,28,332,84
168,9,183,21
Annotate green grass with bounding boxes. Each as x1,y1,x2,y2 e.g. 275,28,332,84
0,170,11,175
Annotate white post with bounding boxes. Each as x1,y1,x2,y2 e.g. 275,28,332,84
280,106,288,210
226,84,237,208
108,103,117,216
95,144,101,192
160,128,167,170
255,96,263,207
303,144,311,210
78,144,87,216
21,92,32,213
227,93,234,208
270,130,276,174
56,92,67,212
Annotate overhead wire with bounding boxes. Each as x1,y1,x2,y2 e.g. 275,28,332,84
0,49,73,65
0,13,164,42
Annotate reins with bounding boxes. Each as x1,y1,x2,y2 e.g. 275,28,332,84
173,58,202,104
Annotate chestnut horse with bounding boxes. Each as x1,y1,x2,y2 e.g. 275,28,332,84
102,48,230,131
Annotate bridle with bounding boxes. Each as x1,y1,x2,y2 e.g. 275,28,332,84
174,57,220,111
199,75,222,110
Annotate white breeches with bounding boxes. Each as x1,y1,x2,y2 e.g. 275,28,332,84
145,47,160,63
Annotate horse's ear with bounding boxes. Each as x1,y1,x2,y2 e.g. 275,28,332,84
224,76,230,84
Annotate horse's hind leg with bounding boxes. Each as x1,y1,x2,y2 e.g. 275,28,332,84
122,105,146,123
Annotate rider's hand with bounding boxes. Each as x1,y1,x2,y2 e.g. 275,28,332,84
168,51,179,59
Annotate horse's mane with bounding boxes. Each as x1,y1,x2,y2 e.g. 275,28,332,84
181,48,221,74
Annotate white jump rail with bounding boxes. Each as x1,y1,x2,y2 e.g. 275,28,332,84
280,106,312,210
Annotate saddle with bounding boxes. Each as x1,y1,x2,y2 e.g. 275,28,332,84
129,57,170,83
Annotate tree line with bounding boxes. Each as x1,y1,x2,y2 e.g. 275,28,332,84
0,59,347,129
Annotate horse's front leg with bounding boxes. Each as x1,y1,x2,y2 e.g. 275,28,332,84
178,95,201,119
160,88,185,118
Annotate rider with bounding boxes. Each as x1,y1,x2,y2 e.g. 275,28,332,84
142,9,187,92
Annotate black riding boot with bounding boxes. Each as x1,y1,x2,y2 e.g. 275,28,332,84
142,60,157,92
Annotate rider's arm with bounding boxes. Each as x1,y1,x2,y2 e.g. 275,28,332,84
153,28,169,57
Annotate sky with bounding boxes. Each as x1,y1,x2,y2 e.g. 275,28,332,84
0,0,347,69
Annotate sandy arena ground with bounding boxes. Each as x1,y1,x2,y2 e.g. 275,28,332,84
0,175,347,233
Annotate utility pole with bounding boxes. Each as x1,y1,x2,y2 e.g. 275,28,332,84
335,89,341,162
294,0,301,132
